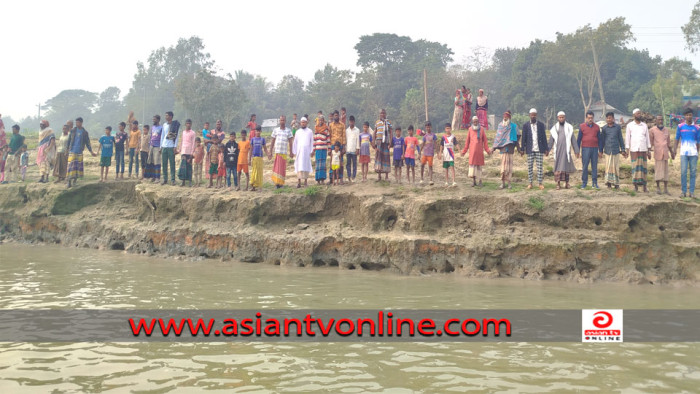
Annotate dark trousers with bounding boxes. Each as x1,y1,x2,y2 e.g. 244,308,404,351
226,166,238,187
346,153,357,179
581,147,599,186
129,148,139,176
140,151,149,175
115,150,125,174
162,147,176,181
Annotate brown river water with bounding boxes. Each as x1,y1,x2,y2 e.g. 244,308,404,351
0,244,698,392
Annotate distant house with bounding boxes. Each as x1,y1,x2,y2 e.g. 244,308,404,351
589,101,631,123
260,118,279,132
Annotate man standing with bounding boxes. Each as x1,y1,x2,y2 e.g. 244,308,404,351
53,123,70,183
475,89,488,129
547,111,580,190
649,115,674,195
492,111,519,189
293,117,314,188
66,117,97,188
600,112,626,189
625,108,652,193
345,115,360,183
520,108,548,190
374,109,392,181
674,108,700,198
145,115,163,182
36,120,56,183
6,124,25,182
577,111,602,189
160,111,180,185
269,115,294,188
328,110,346,184
461,116,491,187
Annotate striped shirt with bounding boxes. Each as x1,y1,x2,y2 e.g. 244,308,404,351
314,126,330,150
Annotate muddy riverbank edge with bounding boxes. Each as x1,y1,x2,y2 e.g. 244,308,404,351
0,180,698,285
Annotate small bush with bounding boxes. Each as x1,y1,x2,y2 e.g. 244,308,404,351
528,196,545,211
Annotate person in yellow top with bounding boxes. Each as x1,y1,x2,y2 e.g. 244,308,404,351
328,110,346,184
128,120,141,178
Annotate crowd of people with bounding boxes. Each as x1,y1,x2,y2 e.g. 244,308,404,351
0,104,698,198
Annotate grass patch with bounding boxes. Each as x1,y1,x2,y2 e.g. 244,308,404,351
303,185,321,196
512,170,527,179
478,181,502,191
575,190,593,200
528,196,545,211
377,180,391,187
273,187,292,194
622,187,636,197
506,184,525,193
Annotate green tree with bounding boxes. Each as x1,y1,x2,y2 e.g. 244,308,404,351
93,87,126,130
124,36,214,122
682,1,700,52
43,89,98,133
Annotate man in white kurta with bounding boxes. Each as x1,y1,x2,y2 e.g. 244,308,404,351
293,117,314,188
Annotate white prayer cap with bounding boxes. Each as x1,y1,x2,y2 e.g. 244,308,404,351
472,116,478,120
557,111,566,117
300,117,308,122
633,108,641,114
529,108,537,114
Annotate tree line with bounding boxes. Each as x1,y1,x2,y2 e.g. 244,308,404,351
7,16,699,136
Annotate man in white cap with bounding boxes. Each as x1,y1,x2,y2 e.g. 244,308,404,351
547,111,580,190
520,108,548,189
292,117,313,188
625,108,651,193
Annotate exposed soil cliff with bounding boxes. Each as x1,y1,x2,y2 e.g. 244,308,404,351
0,181,698,285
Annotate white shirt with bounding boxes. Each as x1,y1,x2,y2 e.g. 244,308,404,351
346,126,360,152
625,121,651,152
530,122,539,153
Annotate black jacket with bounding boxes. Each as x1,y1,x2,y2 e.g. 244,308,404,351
520,121,548,154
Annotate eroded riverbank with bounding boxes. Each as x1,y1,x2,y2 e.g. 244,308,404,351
0,180,698,285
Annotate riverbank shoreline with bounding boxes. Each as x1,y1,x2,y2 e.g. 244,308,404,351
1,178,698,286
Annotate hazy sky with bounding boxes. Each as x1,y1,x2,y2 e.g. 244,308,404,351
2,0,698,120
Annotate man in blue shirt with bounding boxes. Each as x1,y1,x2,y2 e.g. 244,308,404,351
673,108,700,198
98,126,116,182
66,117,97,188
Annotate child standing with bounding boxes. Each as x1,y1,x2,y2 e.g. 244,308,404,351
249,126,268,192
419,121,437,185
440,123,459,187
19,145,29,182
237,130,251,191
224,131,239,190
392,127,404,183
128,121,141,178
404,125,419,184
208,136,220,188
98,126,116,182
193,137,204,187
359,122,373,182
139,125,151,180
114,122,128,180
331,142,342,186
